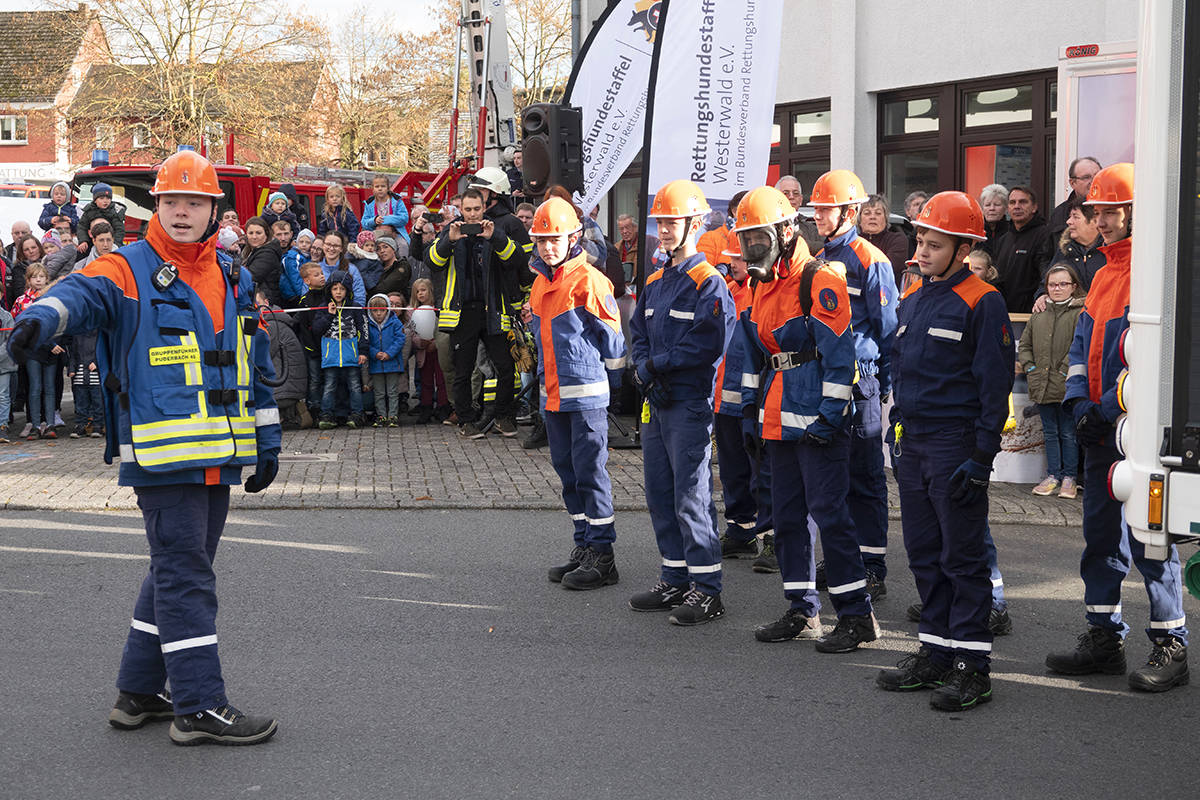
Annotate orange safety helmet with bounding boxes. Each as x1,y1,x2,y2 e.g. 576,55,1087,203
529,197,582,237
721,236,742,258
150,149,224,198
1084,162,1134,205
808,169,870,207
913,191,987,241
647,179,710,218
732,186,795,232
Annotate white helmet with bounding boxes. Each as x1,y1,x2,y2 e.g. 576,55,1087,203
469,166,511,195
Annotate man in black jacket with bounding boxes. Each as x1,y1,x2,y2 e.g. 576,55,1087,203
1046,157,1101,248
425,188,523,439
468,167,534,282
993,185,1051,313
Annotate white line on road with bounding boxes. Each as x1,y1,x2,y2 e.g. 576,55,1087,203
0,545,148,561
1,588,46,594
362,569,437,579
362,596,502,611
0,519,365,554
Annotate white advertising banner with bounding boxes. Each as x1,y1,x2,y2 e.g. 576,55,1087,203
645,0,784,222
565,0,658,213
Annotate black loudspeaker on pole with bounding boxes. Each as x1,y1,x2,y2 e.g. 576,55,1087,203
521,103,584,197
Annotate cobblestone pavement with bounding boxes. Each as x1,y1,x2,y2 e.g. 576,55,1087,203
0,411,1083,527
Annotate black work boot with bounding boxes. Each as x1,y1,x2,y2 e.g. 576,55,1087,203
989,607,1013,635
169,703,278,746
815,613,881,653
548,546,584,583
877,648,947,692
668,588,724,626
930,659,993,711
866,570,887,601
815,560,827,590
755,608,822,642
1045,628,1126,675
629,581,689,612
1128,639,1189,693
561,547,619,591
907,602,923,622
108,689,174,730
523,413,548,449
720,532,758,559
752,534,779,573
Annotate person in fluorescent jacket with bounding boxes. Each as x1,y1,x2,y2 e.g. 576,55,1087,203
811,170,899,595
8,150,281,746
529,198,627,591
628,179,735,626
1048,163,1189,692
734,185,876,655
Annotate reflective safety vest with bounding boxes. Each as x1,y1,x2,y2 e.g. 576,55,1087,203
109,242,260,472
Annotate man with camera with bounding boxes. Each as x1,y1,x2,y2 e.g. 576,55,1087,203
425,188,524,439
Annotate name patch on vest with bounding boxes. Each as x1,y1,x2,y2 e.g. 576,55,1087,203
148,344,201,366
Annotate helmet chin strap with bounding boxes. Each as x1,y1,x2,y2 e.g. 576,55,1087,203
932,236,967,278
669,216,696,257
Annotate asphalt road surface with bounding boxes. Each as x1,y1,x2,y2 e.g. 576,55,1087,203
2,508,1198,799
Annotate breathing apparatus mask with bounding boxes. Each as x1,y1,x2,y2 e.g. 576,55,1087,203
740,219,794,283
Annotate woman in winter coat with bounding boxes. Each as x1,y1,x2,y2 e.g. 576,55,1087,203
242,216,284,306
857,194,909,286
1018,263,1085,499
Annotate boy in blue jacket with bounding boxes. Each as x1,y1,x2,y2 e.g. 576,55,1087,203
366,293,405,426
39,180,78,233
313,270,367,429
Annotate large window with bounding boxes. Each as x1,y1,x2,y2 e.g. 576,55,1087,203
878,71,1056,211
771,100,831,201
0,115,28,144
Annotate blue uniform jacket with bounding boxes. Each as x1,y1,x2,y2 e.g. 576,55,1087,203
361,195,411,243
714,274,753,417
1065,236,1130,430
18,223,281,487
891,267,1015,462
630,253,734,403
739,254,856,440
529,247,627,412
818,228,898,394
367,308,405,374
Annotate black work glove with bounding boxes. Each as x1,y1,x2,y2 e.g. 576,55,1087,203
646,378,672,409
634,361,655,390
245,450,279,493
1076,405,1111,449
948,458,991,506
8,318,40,366
741,406,760,457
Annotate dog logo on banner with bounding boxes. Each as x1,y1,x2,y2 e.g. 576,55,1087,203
629,0,662,43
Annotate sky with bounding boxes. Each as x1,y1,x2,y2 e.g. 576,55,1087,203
0,0,441,34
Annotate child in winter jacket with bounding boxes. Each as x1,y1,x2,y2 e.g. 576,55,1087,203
406,278,448,424
281,229,315,305
38,181,78,234
1019,263,1086,499
261,191,300,237
14,264,62,439
318,185,360,241
312,269,367,428
77,183,127,252
361,174,410,242
366,293,405,426
292,262,327,412
353,230,383,293
66,328,105,438
0,306,16,443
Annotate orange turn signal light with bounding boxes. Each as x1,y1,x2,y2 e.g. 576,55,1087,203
1148,473,1164,531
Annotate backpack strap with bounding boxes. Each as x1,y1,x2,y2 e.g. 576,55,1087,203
798,257,828,318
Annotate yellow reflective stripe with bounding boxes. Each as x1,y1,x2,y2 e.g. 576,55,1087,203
131,439,237,467
236,318,252,387
428,242,450,267
132,418,232,443
179,334,201,386
495,239,516,260
443,265,456,306
440,310,460,327
521,242,534,253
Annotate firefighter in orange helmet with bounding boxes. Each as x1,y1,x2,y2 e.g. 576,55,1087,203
735,185,879,653
628,179,735,625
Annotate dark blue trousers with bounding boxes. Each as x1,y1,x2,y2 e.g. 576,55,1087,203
895,427,993,670
544,407,616,551
1081,444,1187,644
849,374,889,578
767,431,872,618
118,484,230,715
643,397,722,593
714,412,758,542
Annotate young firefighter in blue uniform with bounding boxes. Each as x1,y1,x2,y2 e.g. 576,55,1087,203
629,179,735,625
529,197,627,591
715,230,768,563
876,191,1013,711
9,150,282,745
1046,163,1189,691
735,185,878,652
810,169,898,599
